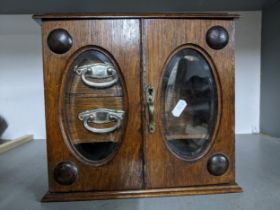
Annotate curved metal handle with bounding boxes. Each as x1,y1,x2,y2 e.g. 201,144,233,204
74,63,118,88
146,85,155,133
78,109,124,134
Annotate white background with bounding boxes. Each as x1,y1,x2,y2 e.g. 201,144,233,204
0,12,262,139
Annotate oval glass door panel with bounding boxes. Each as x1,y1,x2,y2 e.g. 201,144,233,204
162,48,218,161
62,48,126,164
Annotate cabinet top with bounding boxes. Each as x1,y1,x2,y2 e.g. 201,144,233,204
33,13,239,22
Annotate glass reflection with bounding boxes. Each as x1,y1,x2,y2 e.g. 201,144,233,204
65,49,125,163
163,48,218,160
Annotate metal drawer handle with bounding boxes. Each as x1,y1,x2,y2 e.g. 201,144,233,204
74,63,118,88
78,109,124,134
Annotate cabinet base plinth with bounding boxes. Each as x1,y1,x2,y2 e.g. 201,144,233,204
42,183,242,202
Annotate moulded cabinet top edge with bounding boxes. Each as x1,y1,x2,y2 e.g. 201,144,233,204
33,12,239,23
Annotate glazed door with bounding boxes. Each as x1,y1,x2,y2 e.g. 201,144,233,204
42,19,143,192
143,19,236,188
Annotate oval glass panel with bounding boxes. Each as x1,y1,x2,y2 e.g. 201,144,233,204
162,47,218,161
62,48,126,164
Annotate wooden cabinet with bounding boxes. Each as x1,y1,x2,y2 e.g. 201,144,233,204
34,13,242,202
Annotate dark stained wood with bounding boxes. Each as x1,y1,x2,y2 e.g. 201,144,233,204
42,183,242,202
33,13,239,22
142,19,236,188
42,19,143,192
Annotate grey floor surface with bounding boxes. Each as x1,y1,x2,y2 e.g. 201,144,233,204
0,134,280,210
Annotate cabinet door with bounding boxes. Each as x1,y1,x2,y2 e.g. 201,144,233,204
42,19,143,192
143,19,236,188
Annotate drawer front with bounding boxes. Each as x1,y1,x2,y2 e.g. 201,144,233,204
68,48,124,97
66,97,124,144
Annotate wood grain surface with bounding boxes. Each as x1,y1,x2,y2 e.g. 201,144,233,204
42,19,143,192
142,19,236,188
39,14,239,200
42,183,242,202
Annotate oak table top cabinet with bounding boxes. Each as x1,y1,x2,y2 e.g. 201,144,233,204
33,13,242,202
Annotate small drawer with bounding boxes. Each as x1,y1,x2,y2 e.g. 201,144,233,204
69,74,123,97
64,96,126,144
66,47,124,97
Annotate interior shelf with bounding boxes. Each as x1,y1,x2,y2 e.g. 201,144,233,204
166,134,209,141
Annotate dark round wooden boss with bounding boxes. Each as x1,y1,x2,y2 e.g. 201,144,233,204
206,26,229,50
207,154,229,176
47,29,73,54
53,161,78,185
